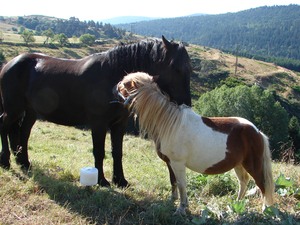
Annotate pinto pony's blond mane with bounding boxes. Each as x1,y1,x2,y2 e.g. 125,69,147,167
124,72,185,144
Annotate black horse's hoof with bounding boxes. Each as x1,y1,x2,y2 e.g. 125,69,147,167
16,158,31,170
0,161,10,170
20,162,31,171
98,178,111,187
113,177,129,188
0,154,10,169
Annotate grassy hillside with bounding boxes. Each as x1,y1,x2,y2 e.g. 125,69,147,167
0,121,299,224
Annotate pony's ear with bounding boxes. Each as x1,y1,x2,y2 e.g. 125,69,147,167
162,35,172,50
152,75,159,83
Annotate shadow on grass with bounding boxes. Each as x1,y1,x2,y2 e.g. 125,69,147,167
24,164,187,224
15,164,299,225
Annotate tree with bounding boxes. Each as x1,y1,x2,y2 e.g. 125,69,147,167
54,33,69,46
288,116,300,162
79,34,96,46
42,28,54,44
195,84,289,158
20,29,35,46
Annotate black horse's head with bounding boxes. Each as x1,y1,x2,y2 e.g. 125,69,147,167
110,36,192,106
150,36,192,106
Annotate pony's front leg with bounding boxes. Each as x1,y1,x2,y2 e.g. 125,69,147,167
155,143,178,200
170,161,188,215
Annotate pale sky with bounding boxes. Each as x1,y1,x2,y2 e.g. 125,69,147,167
1,0,300,21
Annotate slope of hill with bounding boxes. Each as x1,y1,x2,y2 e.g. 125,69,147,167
187,44,300,118
116,5,300,62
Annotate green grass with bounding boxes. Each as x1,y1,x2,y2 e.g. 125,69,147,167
0,121,299,224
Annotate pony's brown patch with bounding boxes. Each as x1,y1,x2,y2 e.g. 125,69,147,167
201,117,240,134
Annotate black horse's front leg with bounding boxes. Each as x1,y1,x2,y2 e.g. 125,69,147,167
91,125,111,187
109,102,129,188
110,121,128,188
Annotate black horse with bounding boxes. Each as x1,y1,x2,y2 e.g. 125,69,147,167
0,36,192,187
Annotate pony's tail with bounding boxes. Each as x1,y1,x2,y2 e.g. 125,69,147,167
261,132,275,206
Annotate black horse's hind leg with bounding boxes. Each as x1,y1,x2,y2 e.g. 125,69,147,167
0,126,11,169
15,109,36,169
9,121,21,156
0,113,14,168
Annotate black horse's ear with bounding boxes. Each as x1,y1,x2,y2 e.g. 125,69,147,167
162,35,172,50
152,75,159,83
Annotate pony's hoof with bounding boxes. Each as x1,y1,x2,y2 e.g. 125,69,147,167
113,177,129,188
173,207,186,216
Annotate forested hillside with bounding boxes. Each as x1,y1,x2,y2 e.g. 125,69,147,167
116,5,300,71
0,16,126,39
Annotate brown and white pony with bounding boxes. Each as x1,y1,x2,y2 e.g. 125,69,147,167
117,72,275,215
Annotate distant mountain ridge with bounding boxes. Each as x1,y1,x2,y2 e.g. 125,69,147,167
100,16,160,25
100,13,207,25
115,5,300,62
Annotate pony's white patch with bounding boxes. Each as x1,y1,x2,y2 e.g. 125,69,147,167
160,109,228,173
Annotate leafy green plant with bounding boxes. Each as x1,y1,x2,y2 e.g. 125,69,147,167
229,199,247,215
275,173,295,196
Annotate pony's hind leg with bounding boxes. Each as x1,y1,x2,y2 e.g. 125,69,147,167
234,165,250,200
243,133,274,210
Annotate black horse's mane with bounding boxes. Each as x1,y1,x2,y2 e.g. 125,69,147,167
106,39,162,72
105,38,187,74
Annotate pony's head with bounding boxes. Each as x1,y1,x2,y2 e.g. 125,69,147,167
116,71,183,144
118,72,157,96
116,72,159,106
